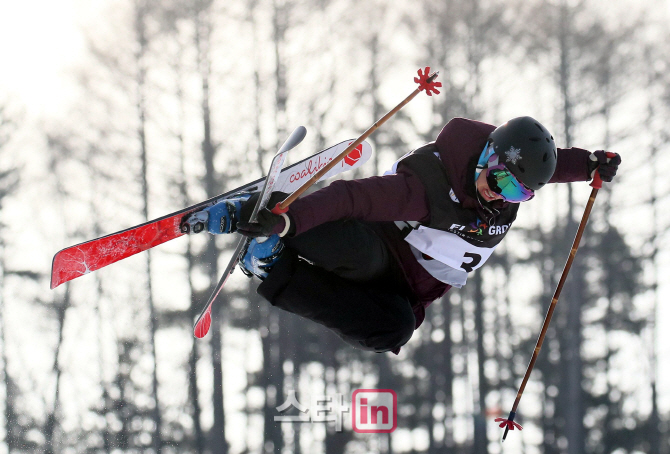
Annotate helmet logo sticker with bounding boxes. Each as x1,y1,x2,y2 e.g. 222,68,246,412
505,146,522,164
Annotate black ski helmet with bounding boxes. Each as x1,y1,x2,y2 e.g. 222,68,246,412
488,116,557,190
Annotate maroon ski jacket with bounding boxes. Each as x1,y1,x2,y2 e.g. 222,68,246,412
280,118,592,328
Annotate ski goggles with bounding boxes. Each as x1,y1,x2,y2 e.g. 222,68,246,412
485,164,535,202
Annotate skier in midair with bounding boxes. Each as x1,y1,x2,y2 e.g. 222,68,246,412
202,116,621,354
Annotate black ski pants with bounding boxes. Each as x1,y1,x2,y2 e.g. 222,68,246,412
257,219,416,353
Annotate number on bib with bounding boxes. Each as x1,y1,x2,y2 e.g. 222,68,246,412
460,252,482,272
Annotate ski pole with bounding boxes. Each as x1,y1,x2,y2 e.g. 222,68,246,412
496,152,616,441
271,67,441,215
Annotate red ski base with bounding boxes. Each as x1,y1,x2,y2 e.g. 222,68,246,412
51,214,187,289
50,139,372,289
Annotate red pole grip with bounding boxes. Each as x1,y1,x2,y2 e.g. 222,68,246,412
271,202,289,215
589,151,617,189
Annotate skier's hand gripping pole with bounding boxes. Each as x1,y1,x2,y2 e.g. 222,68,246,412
589,151,617,189
192,127,307,340
498,152,617,442
270,68,441,216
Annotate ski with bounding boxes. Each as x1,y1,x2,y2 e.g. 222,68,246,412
50,136,372,289
193,126,307,337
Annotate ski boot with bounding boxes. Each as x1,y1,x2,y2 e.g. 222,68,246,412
239,234,284,280
180,194,252,234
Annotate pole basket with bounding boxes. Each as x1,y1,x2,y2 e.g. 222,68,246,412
415,66,442,95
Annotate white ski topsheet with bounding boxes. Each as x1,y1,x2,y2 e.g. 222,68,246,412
271,140,371,194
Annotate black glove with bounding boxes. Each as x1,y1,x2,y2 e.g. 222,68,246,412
588,150,621,182
237,208,288,238
237,191,286,224
237,192,292,238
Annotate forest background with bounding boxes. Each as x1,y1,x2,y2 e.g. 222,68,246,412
0,0,668,453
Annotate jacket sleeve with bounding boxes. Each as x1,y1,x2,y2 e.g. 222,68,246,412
285,169,431,236
549,147,591,183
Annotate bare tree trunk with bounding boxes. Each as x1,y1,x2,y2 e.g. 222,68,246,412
439,296,457,452
248,6,277,451
0,115,16,450
368,31,383,175
43,290,69,454
439,294,455,452
94,277,113,454
648,117,662,454
247,6,285,450
174,38,206,452
464,0,483,118
193,3,228,451
272,0,288,142
0,253,22,453
261,310,284,453
472,273,488,454
260,1,292,452
133,2,163,451
643,45,663,454
557,3,584,452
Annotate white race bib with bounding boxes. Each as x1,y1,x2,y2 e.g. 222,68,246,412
404,226,496,273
